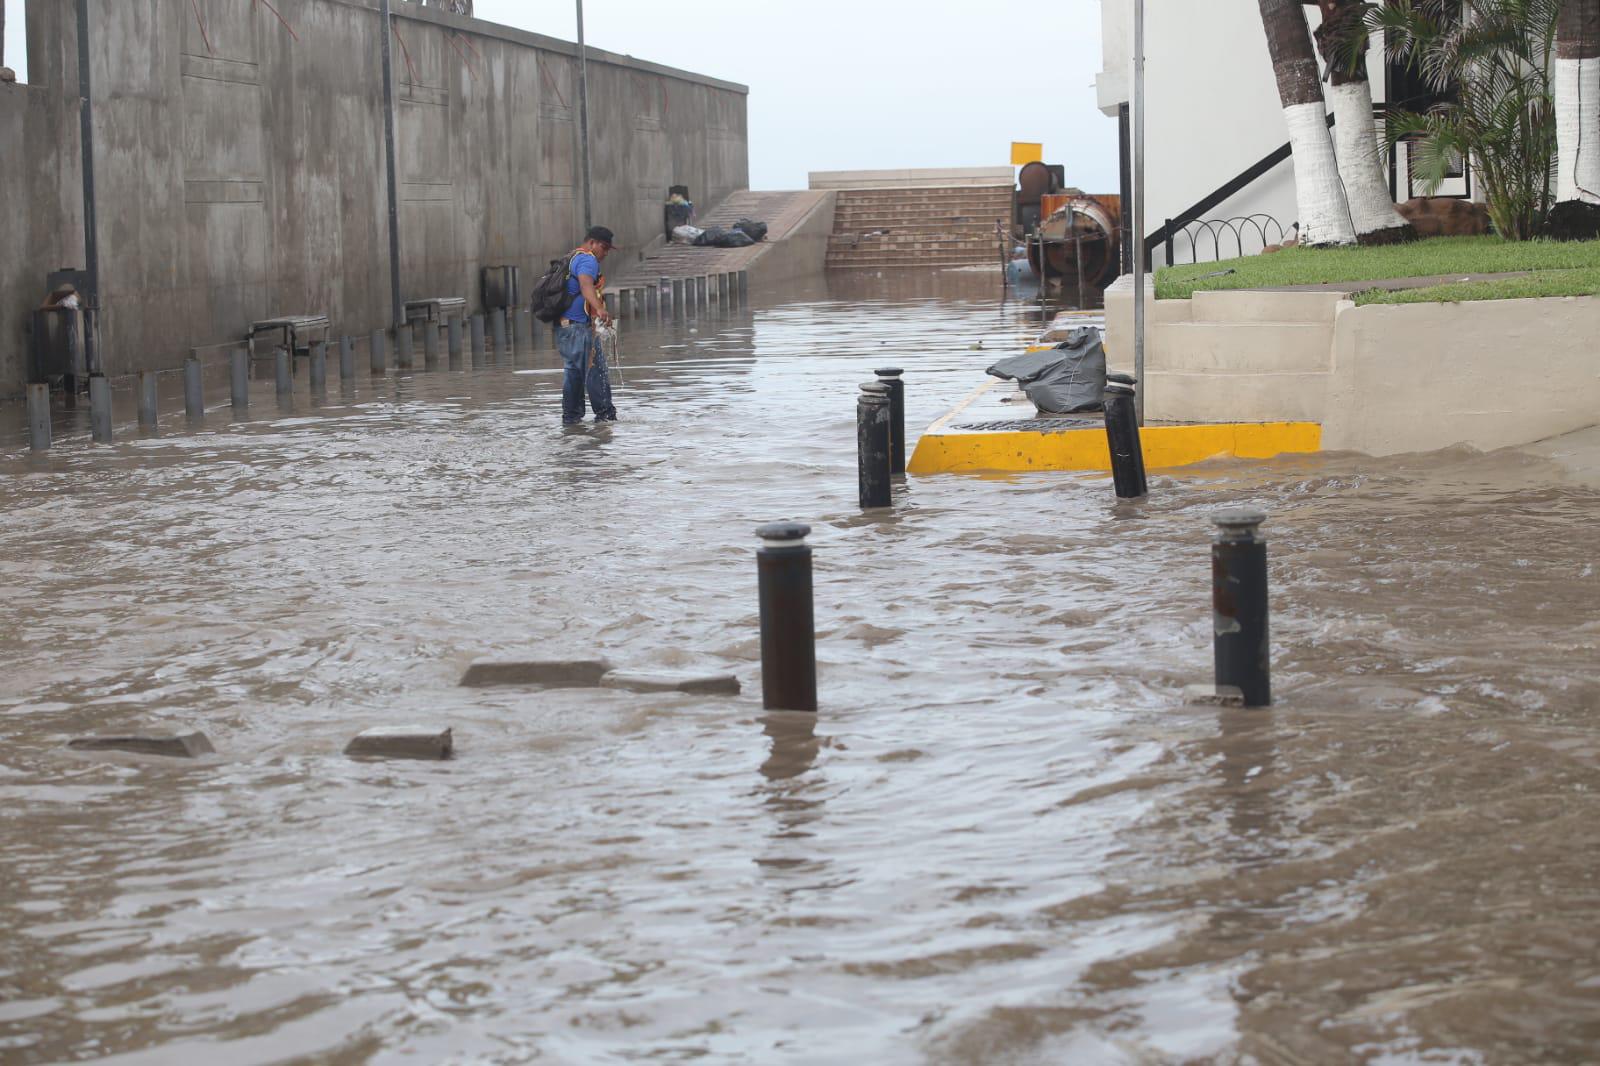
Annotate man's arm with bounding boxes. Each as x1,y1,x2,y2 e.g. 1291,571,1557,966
578,273,611,325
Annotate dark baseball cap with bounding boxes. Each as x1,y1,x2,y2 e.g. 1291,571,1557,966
585,225,618,248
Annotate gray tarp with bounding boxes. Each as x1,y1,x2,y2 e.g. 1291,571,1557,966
986,326,1106,413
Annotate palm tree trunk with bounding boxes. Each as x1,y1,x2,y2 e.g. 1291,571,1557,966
1313,0,1415,243
1259,0,1356,246
1556,0,1600,204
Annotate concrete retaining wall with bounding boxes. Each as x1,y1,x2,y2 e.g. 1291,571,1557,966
1104,278,1600,456
0,0,748,396
808,167,1014,190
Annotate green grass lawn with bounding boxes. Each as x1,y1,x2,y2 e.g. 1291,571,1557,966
1155,236,1600,305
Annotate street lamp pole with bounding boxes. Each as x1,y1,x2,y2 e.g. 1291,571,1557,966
576,0,593,231
1132,0,1147,426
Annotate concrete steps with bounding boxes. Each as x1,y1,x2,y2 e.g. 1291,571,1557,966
827,183,1013,270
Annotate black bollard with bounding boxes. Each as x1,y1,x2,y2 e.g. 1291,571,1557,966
470,314,486,366
370,330,387,374
27,383,51,451
671,278,685,317
231,349,250,410
857,381,893,509
339,335,356,380
89,374,113,443
422,320,440,370
310,341,328,391
756,522,817,712
874,367,906,476
138,371,160,432
490,309,509,362
396,324,414,370
738,269,749,305
1103,372,1148,499
275,349,293,399
447,316,464,368
184,357,204,421
1212,509,1271,707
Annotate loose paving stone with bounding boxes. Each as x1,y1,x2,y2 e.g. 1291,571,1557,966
67,732,216,758
459,658,612,689
1181,684,1246,707
600,670,741,695
344,726,453,760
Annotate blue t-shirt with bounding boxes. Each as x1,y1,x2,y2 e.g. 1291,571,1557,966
565,251,600,324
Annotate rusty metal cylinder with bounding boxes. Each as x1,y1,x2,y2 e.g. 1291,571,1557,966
1212,509,1271,708
857,381,893,509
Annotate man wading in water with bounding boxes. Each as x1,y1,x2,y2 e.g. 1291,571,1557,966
559,226,620,425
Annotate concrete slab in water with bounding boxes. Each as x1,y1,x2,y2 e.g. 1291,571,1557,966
68,732,216,758
600,670,742,695
344,726,453,760
459,659,613,688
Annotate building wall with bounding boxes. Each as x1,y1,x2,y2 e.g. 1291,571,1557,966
0,0,748,396
1096,0,1385,266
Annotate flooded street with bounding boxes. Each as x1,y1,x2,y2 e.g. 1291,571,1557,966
1,271,1597,1064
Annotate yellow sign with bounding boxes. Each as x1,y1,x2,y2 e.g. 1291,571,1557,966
1010,142,1044,166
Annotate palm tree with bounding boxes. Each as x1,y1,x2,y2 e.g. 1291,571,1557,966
1259,0,1358,245
1313,0,1417,242
1555,0,1600,206
1374,0,1562,240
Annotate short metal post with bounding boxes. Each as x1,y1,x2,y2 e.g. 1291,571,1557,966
857,381,892,509
310,341,328,391
184,357,204,421
339,336,356,379
138,370,159,431
90,374,112,443
231,349,250,409
370,330,388,374
738,269,749,305
396,323,414,370
698,275,709,309
1212,509,1271,707
470,313,487,366
275,348,293,398
1103,374,1148,499
659,276,670,317
647,284,659,318
491,309,508,361
27,383,51,451
756,522,817,712
513,309,530,355
448,316,464,369
874,368,906,475
631,288,644,319
671,278,685,317
422,320,440,370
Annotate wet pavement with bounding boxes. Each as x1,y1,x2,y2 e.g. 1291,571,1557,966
1,271,1597,1063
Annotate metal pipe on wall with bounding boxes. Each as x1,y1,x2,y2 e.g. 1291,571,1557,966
576,0,593,231
1132,0,1147,426
380,0,404,328
76,0,101,361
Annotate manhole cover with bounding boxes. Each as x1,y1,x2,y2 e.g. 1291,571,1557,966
953,417,1102,432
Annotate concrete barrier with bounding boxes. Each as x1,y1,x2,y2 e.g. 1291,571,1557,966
344,726,453,760
69,733,215,758
459,658,612,688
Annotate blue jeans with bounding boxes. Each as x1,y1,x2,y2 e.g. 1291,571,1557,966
557,323,616,423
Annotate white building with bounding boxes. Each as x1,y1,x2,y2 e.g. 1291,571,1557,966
1096,1,1469,267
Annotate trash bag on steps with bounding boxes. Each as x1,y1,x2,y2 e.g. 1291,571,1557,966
986,326,1106,414
733,218,769,242
693,226,755,248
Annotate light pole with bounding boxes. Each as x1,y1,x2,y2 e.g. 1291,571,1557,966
576,0,593,231
1132,0,1147,426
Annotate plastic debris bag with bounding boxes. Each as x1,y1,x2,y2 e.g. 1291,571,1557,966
673,225,705,243
733,218,768,242
986,327,1106,413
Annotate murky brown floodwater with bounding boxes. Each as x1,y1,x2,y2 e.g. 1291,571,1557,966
1,271,1597,1064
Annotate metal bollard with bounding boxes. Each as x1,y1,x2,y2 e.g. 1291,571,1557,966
339,336,356,380
874,367,906,476
396,324,414,370
90,375,113,443
738,269,749,305
138,370,160,432
1212,509,1271,707
647,284,659,318
448,316,464,369
470,314,487,366
671,278,685,317
698,275,710,309
27,383,51,451
513,309,529,355
631,288,644,319
1103,373,1148,499
422,320,440,370
275,349,293,398
857,381,893,509
491,309,509,362
370,330,388,374
310,341,328,391
231,349,250,409
756,522,817,712
184,357,204,421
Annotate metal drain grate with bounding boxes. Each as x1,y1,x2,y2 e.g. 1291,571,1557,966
953,417,1102,432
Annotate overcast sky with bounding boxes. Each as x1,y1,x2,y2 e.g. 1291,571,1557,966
3,0,1118,193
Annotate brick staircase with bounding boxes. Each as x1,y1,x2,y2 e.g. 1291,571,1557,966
825,185,1013,270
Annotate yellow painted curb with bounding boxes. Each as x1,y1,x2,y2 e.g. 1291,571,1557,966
909,420,1322,475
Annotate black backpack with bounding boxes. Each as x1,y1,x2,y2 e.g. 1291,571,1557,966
532,251,580,323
